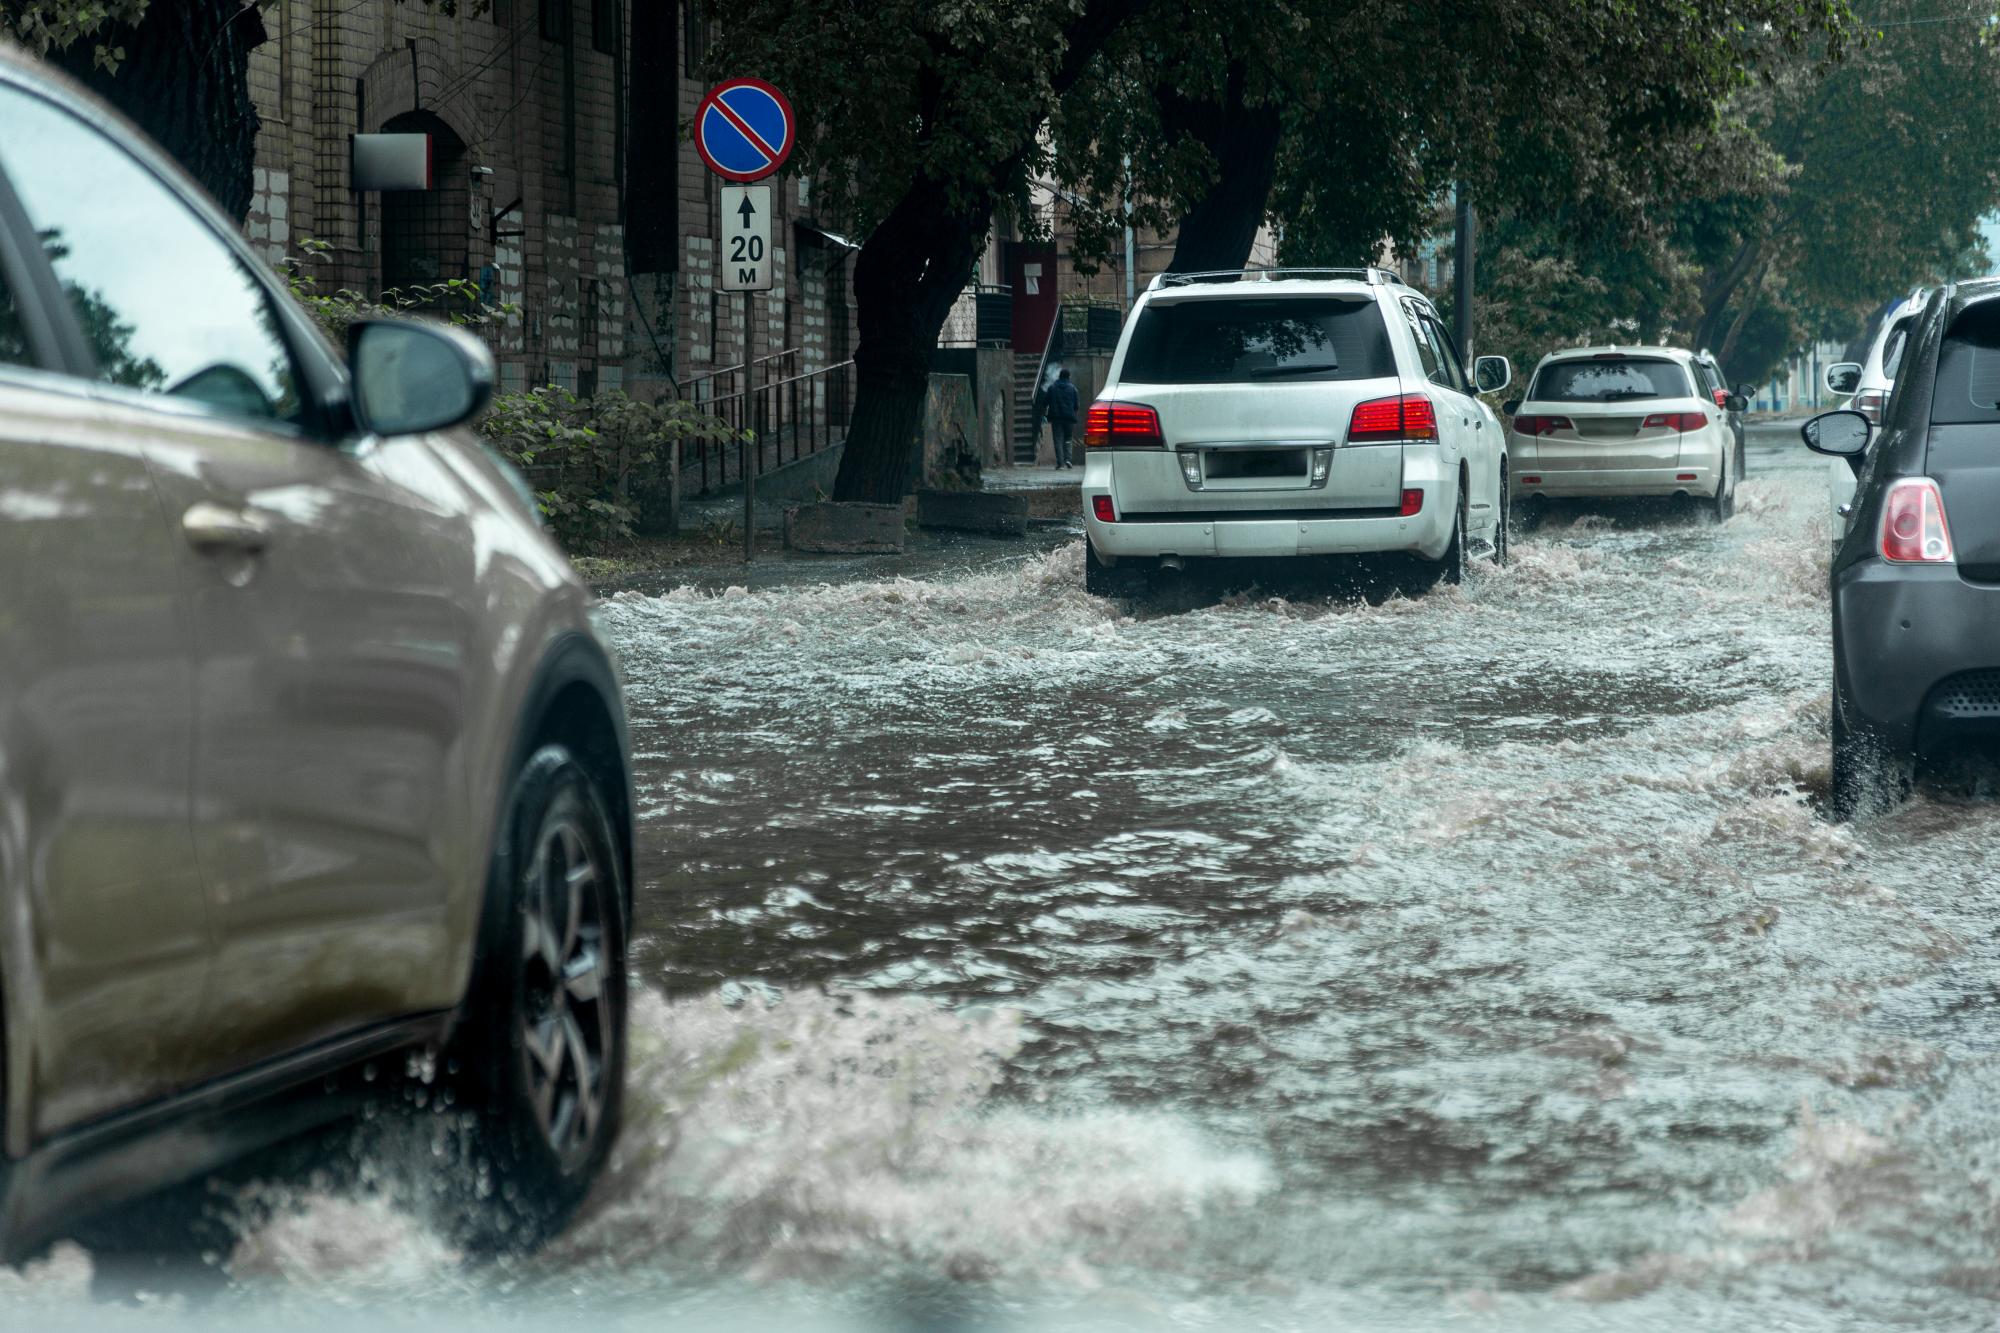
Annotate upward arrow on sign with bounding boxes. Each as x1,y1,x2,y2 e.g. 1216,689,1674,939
720,184,773,292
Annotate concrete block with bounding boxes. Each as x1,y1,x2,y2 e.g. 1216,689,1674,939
785,502,905,554
916,488,1030,537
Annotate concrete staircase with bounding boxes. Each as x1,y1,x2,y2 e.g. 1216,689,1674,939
1012,353,1042,464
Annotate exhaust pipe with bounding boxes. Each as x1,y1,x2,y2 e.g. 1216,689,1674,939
1159,555,1185,572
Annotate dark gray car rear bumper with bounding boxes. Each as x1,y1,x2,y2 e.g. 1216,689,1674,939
1835,559,2000,754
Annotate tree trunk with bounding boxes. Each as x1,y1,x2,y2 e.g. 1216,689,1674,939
1160,61,1283,274
827,0,1150,504
1716,260,1772,369
51,0,268,223
832,177,993,503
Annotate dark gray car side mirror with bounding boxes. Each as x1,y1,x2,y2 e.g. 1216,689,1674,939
1802,409,1871,459
348,319,497,437
1725,393,1748,414
1501,397,1522,417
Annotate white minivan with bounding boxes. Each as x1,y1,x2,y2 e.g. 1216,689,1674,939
1080,268,1512,598
1506,346,1743,522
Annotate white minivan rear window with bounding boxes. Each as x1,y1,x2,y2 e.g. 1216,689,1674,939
1531,358,1691,403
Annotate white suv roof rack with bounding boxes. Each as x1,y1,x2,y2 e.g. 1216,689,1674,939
1148,266,1407,292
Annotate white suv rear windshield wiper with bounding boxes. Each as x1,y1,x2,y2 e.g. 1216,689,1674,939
1248,362,1340,378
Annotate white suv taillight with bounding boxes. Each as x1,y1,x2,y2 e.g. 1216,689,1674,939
1853,388,1889,425
1085,401,1165,449
1879,477,1953,564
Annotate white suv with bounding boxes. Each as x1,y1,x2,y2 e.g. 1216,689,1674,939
1081,269,1512,598
1506,345,1741,522
1820,288,1928,542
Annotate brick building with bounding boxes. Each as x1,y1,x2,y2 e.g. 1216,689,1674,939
243,2,857,410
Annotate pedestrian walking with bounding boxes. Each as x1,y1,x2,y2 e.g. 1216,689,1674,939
1048,367,1080,469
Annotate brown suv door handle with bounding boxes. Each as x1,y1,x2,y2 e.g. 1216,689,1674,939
182,502,271,555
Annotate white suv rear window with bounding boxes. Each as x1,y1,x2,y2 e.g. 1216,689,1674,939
1121,297,1394,385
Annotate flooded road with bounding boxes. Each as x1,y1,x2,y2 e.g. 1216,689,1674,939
16,424,2000,1330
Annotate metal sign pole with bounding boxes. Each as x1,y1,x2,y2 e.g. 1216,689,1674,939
697,79,793,566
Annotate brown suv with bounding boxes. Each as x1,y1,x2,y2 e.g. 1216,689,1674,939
0,48,632,1258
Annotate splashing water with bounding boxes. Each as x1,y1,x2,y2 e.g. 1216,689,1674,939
18,430,2000,1332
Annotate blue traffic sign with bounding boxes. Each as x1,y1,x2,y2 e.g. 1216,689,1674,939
695,79,795,183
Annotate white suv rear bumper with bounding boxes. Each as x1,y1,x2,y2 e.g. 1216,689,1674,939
1084,446,1456,561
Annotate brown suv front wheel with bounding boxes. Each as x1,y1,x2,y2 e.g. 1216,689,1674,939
451,744,629,1252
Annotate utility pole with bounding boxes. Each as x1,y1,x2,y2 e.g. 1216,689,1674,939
1453,187,1475,363
1123,153,1136,312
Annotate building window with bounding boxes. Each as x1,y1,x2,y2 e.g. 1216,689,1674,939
684,1,707,77
541,0,570,43
593,0,619,54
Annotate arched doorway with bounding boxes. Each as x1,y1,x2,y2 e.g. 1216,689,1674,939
379,109,470,302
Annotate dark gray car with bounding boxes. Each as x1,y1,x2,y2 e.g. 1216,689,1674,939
1805,280,2000,817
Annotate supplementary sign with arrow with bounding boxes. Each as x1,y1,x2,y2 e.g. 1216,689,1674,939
720,185,772,292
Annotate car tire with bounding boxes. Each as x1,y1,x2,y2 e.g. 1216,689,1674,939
449,743,628,1253
1444,482,1467,585
1493,469,1511,567
1830,677,1910,821
1414,486,1467,592
1084,540,1147,600
1709,452,1734,524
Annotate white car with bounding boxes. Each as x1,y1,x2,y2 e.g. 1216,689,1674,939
1505,346,1741,522
1821,288,1928,539
1081,268,1512,598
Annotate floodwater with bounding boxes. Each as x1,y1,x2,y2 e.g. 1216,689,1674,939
14,425,2000,1330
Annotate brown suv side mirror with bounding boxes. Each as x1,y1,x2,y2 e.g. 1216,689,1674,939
347,319,497,438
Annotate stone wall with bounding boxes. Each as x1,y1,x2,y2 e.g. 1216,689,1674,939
242,1,860,407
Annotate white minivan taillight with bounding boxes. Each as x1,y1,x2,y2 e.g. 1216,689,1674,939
1879,477,1953,564
1853,388,1889,425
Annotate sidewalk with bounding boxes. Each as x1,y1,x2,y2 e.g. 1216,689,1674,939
985,464,1083,492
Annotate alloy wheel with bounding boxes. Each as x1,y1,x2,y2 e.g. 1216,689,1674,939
518,811,613,1166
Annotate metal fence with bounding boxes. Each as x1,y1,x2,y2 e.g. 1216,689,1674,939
939,283,1014,347
1058,297,1125,353
682,357,855,495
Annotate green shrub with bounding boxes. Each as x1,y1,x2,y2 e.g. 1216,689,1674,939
480,386,747,551
279,240,741,553
280,238,513,340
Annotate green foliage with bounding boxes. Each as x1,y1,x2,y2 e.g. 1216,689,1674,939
0,0,149,71
275,240,733,555
280,238,516,342
1461,0,2000,385
710,0,1135,241
1054,0,1847,275
481,386,748,552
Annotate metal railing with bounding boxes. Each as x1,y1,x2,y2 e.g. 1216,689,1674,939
939,283,1014,347
682,347,803,401
1058,296,1125,352
683,357,855,495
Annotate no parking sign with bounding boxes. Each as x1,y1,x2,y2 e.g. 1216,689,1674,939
695,78,795,183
